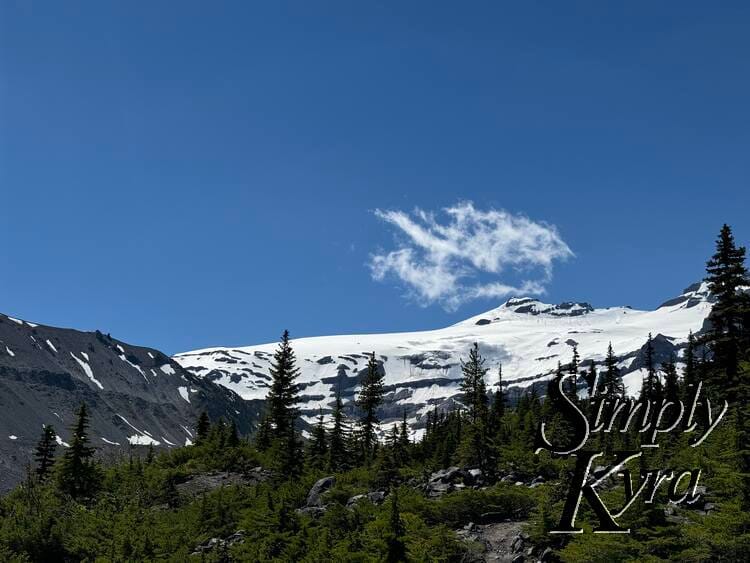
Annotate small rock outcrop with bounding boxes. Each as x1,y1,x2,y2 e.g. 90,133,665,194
306,476,336,508
192,530,246,555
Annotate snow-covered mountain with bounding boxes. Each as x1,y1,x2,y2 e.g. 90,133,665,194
174,283,714,436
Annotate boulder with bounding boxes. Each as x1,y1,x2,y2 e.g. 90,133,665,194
467,468,484,485
427,481,453,498
346,490,386,508
306,476,335,508
367,491,386,504
429,466,463,483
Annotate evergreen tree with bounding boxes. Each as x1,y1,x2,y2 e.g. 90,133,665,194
683,331,697,395
266,330,302,476
254,415,272,452
386,489,407,563
457,344,494,473
398,410,410,452
544,362,576,450
460,343,490,424
356,352,385,463
603,343,625,399
705,225,750,509
489,364,505,431
195,411,210,443
57,403,99,499
227,419,240,448
584,360,599,397
34,424,57,481
307,409,328,471
641,333,662,402
328,388,350,472
214,418,228,449
567,344,580,397
705,224,750,400
662,355,680,403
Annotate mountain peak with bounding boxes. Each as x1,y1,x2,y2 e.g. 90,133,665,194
463,297,594,326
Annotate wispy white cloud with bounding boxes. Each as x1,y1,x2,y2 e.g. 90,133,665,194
369,201,573,310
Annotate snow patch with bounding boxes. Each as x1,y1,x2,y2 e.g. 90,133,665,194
117,415,158,444
8,435,17,440
160,363,176,375
5,346,14,357
70,352,104,390
119,355,148,383
128,434,160,446
177,386,190,403
46,339,57,353
101,437,121,445
55,436,70,448
7,317,23,325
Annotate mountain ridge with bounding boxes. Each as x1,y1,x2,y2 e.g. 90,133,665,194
174,282,714,439
0,313,263,491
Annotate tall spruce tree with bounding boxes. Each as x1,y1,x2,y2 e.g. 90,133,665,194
254,415,272,452
705,224,750,400
457,344,494,472
603,343,625,399
585,360,599,397
35,424,57,481
58,403,99,499
307,409,328,471
705,225,750,509
641,333,662,402
489,364,505,435
227,419,240,448
386,489,407,563
567,344,580,397
460,343,489,424
662,356,680,403
398,410,410,451
356,352,385,463
195,411,210,443
266,330,302,476
683,331,697,395
328,388,350,472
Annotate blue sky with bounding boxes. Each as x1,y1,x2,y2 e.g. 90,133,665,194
1,2,749,354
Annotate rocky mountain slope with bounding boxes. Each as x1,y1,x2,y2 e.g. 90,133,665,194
174,283,714,438
0,314,263,491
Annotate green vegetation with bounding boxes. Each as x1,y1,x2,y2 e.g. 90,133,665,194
0,224,749,561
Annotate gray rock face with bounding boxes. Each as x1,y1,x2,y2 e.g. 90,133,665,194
175,468,271,499
192,530,247,555
306,476,336,508
0,313,263,491
628,333,679,371
346,490,386,508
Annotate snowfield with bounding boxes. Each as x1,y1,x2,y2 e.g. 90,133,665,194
174,283,713,429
